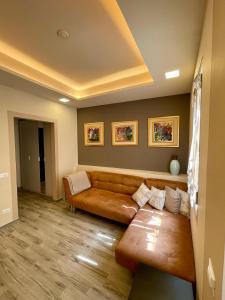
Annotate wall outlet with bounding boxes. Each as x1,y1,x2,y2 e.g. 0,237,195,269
208,258,216,297
2,208,11,215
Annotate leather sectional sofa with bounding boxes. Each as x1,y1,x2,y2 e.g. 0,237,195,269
63,171,195,283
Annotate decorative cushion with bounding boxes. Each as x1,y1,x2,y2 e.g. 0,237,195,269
66,171,91,195
165,186,181,214
89,171,144,195
132,183,152,207
176,188,190,218
148,187,166,210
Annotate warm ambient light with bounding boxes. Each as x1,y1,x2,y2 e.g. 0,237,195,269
0,1,153,101
59,98,70,103
165,69,180,79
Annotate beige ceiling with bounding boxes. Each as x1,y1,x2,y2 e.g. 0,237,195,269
0,0,206,107
0,0,152,99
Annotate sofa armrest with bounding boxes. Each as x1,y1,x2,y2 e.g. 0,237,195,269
63,177,73,203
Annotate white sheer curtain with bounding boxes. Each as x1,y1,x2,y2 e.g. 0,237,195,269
187,73,202,207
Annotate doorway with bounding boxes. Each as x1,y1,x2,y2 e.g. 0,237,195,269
8,111,59,222
15,118,54,197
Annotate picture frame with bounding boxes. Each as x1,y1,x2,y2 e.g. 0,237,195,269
84,122,104,146
148,116,179,147
112,120,138,146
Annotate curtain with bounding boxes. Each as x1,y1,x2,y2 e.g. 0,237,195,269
187,73,202,207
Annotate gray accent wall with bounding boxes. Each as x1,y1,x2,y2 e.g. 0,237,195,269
77,94,190,173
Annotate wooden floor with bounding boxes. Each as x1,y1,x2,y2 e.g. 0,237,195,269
0,191,132,300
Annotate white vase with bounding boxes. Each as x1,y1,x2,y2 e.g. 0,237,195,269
170,159,180,175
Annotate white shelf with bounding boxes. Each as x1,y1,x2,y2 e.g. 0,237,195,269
77,165,187,183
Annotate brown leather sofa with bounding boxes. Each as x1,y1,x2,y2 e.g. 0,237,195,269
63,171,195,283
115,179,195,283
63,171,144,224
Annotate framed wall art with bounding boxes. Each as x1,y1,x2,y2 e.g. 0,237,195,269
112,120,138,146
84,122,104,146
148,116,179,147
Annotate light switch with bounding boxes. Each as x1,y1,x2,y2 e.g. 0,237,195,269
208,258,216,297
0,173,9,179
2,208,11,215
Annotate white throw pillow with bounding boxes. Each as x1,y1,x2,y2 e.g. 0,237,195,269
148,187,166,211
132,183,152,207
176,188,190,218
66,171,91,195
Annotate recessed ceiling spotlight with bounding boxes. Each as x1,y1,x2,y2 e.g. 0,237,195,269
57,29,70,39
165,69,180,79
59,98,70,103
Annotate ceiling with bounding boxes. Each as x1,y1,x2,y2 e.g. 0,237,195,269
0,0,205,107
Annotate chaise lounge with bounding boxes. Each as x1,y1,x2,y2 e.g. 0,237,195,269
63,171,195,283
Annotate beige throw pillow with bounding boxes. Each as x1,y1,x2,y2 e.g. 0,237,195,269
165,186,181,214
132,183,152,207
176,188,190,218
148,187,166,211
66,171,91,195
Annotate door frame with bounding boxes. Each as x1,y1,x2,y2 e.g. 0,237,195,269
8,111,59,221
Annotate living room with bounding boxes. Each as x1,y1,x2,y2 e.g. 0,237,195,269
0,1,224,300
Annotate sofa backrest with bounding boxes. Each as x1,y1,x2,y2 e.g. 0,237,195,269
145,178,187,191
88,171,144,195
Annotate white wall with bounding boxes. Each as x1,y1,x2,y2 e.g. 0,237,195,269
202,0,225,298
190,0,213,298
0,85,77,227
191,0,225,298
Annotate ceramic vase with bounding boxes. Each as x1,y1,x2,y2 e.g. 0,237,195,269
170,159,180,175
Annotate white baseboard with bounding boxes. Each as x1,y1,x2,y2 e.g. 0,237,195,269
77,164,187,183
0,216,19,228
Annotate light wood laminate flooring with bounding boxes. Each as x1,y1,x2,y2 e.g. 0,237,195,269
0,191,132,300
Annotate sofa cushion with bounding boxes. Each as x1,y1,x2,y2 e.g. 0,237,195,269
177,188,191,218
89,171,144,195
65,171,91,195
165,186,181,214
71,187,139,224
115,204,195,282
132,183,152,207
148,187,166,211
145,178,187,191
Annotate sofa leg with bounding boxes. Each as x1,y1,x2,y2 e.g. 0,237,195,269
70,205,76,213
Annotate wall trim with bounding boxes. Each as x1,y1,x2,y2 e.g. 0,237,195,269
77,164,187,182
8,111,60,224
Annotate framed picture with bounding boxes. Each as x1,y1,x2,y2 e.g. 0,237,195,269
148,116,179,147
112,120,138,146
84,122,104,146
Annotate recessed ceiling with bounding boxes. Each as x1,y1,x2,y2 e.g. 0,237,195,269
0,0,153,100
0,0,206,107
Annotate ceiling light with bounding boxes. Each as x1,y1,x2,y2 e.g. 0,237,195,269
59,98,70,103
165,69,180,79
57,29,70,39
